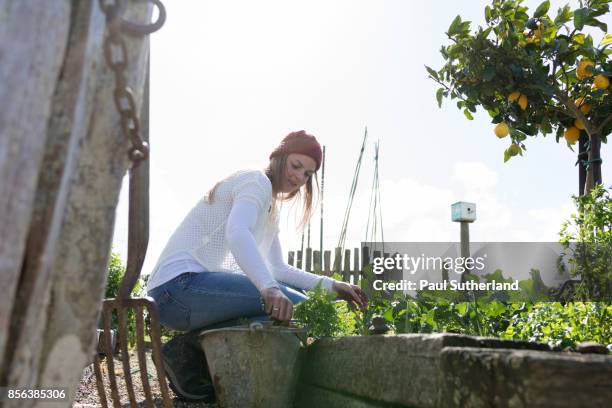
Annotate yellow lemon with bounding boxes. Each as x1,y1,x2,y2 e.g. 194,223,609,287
581,103,592,114
518,94,528,110
564,126,581,144
576,60,595,79
574,97,592,114
574,119,585,130
593,74,609,90
494,122,510,138
509,143,521,156
508,91,521,102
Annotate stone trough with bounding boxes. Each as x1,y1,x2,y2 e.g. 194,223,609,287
293,334,612,408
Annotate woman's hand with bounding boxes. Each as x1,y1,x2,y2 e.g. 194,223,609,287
332,281,368,311
261,287,293,322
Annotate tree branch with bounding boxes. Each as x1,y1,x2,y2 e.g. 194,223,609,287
597,114,612,135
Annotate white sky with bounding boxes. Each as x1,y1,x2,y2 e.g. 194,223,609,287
112,0,611,275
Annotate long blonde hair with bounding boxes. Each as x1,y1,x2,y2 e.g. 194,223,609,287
207,155,319,230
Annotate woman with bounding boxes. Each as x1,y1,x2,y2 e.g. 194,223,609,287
147,130,368,401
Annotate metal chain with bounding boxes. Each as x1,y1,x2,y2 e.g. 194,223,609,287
98,0,166,163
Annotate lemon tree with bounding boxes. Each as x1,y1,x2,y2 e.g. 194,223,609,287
427,0,612,195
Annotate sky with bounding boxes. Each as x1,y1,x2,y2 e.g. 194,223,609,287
111,0,612,276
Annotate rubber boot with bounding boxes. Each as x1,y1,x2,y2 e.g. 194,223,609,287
161,330,215,402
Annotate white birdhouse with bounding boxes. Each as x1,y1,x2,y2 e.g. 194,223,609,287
451,201,476,222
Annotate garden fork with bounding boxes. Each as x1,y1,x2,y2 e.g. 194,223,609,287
93,2,171,403
93,64,171,408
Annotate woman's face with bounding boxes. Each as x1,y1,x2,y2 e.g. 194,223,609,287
280,153,317,194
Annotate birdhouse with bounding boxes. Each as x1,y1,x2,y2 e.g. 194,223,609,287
451,201,476,222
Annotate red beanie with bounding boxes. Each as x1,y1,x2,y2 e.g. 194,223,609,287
269,130,323,171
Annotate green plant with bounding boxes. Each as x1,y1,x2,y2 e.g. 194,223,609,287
559,184,612,301
392,298,520,337
293,282,356,338
502,302,612,348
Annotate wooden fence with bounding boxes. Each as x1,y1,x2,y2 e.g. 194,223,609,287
287,246,403,283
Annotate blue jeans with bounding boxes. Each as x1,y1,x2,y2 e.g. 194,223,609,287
149,272,308,332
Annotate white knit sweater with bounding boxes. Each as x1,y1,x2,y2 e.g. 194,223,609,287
146,169,335,293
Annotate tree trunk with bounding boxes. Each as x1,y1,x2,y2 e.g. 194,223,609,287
584,133,603,195
0,1,152,406
578,134,588,197
554,91,604,196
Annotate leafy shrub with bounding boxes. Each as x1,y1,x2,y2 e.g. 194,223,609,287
559,185,612,302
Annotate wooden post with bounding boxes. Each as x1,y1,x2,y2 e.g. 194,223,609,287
288,251,295,267
460,222,470,283
0,0,153,400
313,250,321,274
333,247,342,273
361,246,370,270
296,250,303,269
305,247,312,272
0,1,72,376
388,252,402,281
354,247,360,275
460,223,470,258
323,250,331,276
343,249,351,281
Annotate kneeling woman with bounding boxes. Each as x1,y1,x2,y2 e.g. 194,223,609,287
147,130,368,401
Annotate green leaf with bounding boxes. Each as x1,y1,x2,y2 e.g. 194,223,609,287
544,26,558,42
515,10,529,23
601,33,612,45
554,5,572,25
574,8,587,31
534,81,556,97
448,15,462,37
425,65,439,80
487,108,500,118
460,21,472,35
586,17,607,32
436,88,444,108
485,5,492,23
510,128,527,141
504,149,511,162
572,33,585,44
464,109,474,120
482,66,495,81
534,1,550,18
